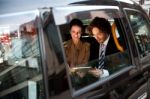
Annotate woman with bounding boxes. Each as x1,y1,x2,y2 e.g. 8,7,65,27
64,19,90,67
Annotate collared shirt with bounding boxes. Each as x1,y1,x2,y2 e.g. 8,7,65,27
99,35,110,58
103,35,110,47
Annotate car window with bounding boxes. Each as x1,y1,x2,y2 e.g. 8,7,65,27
53,6,132,97
125,10,150,57
0,11,46,98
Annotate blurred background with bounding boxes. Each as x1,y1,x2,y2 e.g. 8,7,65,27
134,0,150,16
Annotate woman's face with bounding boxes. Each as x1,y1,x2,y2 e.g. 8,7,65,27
70,25,82,42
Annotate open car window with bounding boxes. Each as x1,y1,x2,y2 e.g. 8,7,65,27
53,6,132,97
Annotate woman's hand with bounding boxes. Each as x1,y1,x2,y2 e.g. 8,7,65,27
76,71,85,78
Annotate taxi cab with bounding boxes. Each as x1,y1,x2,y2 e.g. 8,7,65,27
0,0,150,99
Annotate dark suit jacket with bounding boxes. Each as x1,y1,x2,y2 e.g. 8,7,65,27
89,35,119,68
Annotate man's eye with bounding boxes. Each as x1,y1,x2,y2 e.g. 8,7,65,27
71,31,75,33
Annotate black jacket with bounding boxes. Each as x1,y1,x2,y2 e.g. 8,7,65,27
89,35,119,68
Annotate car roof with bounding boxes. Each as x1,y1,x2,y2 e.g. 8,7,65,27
0,0,86,14
0,0,137,15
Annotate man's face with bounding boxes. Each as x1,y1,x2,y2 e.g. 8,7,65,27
92,27,108,44
70,25,81,42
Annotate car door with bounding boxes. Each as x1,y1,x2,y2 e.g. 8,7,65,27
49,4,133,98
124,8,150,99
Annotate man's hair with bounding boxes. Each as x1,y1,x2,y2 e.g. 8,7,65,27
88,17,112,35
69,18,83,30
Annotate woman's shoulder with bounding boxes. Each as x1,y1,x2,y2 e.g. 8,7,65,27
64,40,72,48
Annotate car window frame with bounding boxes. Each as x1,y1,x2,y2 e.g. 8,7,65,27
52,5,134,98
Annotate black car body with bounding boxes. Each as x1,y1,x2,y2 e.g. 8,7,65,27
0,0,150,99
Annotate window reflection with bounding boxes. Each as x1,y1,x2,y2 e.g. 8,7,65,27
44,14,67,96
128,11,150,56
0,12,45,99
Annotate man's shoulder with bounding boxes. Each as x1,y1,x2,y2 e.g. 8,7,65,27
106,37,120,55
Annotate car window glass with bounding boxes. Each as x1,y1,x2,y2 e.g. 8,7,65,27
43,11,67,97
0,11,46,98
125,10,150,57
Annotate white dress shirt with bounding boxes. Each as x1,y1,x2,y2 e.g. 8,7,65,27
99,35,110,59
99,35,110,78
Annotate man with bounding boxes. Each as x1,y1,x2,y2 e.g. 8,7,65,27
88,17,119,77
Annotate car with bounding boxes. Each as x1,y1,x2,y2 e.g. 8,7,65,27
0,0,150,99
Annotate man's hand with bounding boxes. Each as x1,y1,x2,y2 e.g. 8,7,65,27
88,68,103,78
